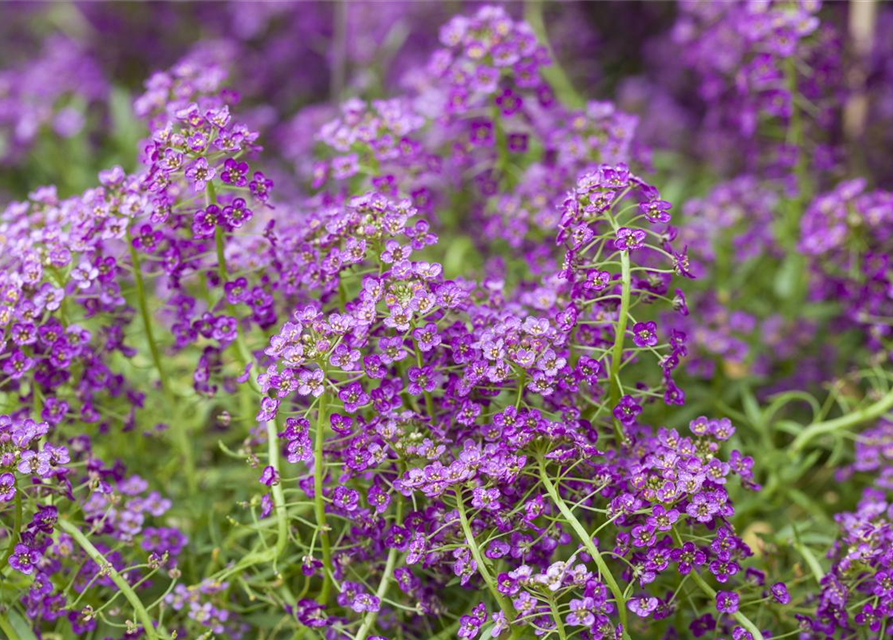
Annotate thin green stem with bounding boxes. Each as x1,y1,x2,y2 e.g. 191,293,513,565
315,388,333,604
537,457,630,640
127,230,195,492
690,568,765,640
266,419,289,563
607,250,632,442
524,0,584,109
454,489,519,639
548,595,568,640
0,482,22,567
791,386,893,453
353,499,404,640
0,614,21,640
209,185,256,380
414,342,435,419
58,519,164,640
671,529,764,640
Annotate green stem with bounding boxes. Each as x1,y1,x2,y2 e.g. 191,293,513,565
524,0,584,109
315,389,333,604
670,529,764,639
127,230,195,493
266,419,289,562
414,342,435,420
0,483,22,568
791,386,893,453
607,250,632,442
537,457,630,640
210,189,255,378
691,567,765,640
454,489,519,640
0,614,21,640
58,519,164,640
353,499,404,640
548,595,568,640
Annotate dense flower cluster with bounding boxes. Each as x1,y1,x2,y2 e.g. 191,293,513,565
0,36,107,165
801,179,893,354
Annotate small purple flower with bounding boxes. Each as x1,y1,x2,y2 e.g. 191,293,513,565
333,486,360,512
469,119,494,147
249,171,273,203
338,381,370,413
131,224,163,253
297,369,325,398
193,205,221,238
855,603,883,633
640,199,672,223
647,505,679,532
471,486,501,511
0,472,15,502
716,591,739,614
770,582,790,605
686,492,721,524
220,158,249,186
9,544,39,575
259,465,279,486
17,450,51,477
614,227,646,251
628,596,658,618
407,366,436,396
670,541,706,575
412,322,442,352
613,395,642,426
222,198,253,228
711,418,735,441
632,321,658,348
185,157,216,191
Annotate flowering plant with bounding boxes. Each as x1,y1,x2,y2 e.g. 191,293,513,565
1,3,893,640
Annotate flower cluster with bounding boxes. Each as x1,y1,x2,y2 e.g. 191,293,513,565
0,36,107,164
800,179,893,353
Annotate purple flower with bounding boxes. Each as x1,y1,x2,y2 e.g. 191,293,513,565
770,582,790,605
17,450,51,477
471,486,501,511
9,544,39,575
249,171,273,203
716,591,739,614
613,395,642,426
874,570,893,598
686,492,721,524
297,369,325,398
338,381,370,413
628,596,658,618
670,542,706,575
614,227,646,251
640,199,672,223
407,366,436,396
647,505,680,531
855,603,883,633
632,321,658,348
131,224,163,253
220,158,249,186
412,322,442,352
259,465,279,486
185,157,216,191
193,205,221,238
0,472,15,502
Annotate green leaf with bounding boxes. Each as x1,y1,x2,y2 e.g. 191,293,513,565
6,609,40,640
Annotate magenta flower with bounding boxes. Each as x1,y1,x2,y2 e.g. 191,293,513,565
614,227,646,251
716,591,739,614
185,157,216,191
